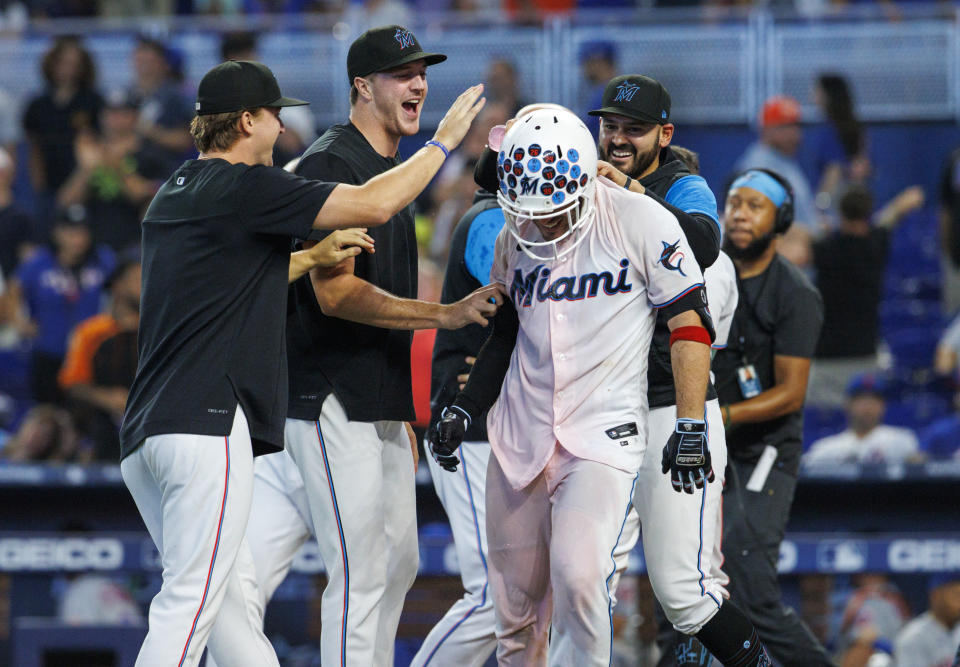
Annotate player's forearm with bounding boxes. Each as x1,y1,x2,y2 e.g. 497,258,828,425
289,248,324,283
316,275,448,330
314,145,446,229
671,340,709,421
725,384,805,425
455,302,518,417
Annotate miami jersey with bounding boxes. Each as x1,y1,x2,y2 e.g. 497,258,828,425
487,176,707,489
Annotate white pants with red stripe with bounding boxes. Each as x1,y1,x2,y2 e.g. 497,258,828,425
120,406,279,667
205,449,314,667
485,443,638,667
285,393,419,667
412,440,497,667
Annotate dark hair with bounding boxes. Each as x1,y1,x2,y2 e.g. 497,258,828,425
817,74,864,160
838,184,873,222
41,36,97,90
221,31,258,61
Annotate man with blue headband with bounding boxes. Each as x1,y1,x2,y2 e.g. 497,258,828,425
711,169,833,665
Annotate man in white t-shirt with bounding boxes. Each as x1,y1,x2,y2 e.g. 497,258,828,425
804,373,920,464
895,575,960,667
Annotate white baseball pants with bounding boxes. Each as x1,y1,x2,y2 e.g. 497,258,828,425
285,394,418,667
206,449,314,667
120,405,279,667
486,442,638,667
631,400,728,635
412,440,497,667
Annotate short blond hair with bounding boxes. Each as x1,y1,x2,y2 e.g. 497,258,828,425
189,108,264,153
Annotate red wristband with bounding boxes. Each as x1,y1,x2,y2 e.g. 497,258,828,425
669,325,712,347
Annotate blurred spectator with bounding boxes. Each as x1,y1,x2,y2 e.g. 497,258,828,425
485,58,526,116
804,373,921,465
940,146,960,316
0,147,39,279
935,313,960,378
129,36,193,168
579,40,617,138
835,574,910,667
837,574,910,667
27,0,97,18
58,259,140,461
219,31,318,165
810,73,870,212
735,96,819,267
0,404,81,462
808,184,924,407
8,206,116,404
0,87,21,160
504,0,574,23
918,389,960,461
894,575,960,667
23,36,104,225
56,90,167,254
58,572,144,624
428,102,510,261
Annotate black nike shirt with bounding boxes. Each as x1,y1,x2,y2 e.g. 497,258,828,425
120,158,335,459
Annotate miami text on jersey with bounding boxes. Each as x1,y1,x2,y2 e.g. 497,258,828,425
510,259,632,307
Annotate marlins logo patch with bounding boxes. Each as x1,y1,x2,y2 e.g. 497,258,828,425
657,239,686,276
394,28,415,48
614,82,640,102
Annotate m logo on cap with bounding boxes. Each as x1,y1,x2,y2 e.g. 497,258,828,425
395,28,415,49
614,82,640,103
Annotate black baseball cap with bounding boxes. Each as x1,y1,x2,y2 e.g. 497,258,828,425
588,74,672,125
347,25,446,82
195,60,308,116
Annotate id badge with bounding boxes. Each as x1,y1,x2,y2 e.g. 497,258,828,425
737,364,762,398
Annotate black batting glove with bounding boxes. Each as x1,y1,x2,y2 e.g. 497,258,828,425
430,406,470,472
661,418,715,494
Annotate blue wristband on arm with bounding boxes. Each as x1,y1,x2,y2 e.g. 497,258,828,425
425,140,449,158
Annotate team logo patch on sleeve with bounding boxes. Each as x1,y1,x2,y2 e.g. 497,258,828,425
657,239,687,276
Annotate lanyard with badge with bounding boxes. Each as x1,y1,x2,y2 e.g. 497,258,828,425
731,267,773,400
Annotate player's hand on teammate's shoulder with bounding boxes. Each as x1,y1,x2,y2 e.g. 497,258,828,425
442,283,503,329
309,228,375,268
430,407,469,472
432,84,486,154
597,160,645,195
661,418,716,494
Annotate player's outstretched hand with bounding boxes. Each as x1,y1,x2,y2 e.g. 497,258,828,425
443,283,503,329
309,228,375,267
432,84,486,153
430,406,469,472
661,418,715,494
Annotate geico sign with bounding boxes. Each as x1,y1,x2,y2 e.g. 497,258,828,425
888,540,960,572
0,538,123,571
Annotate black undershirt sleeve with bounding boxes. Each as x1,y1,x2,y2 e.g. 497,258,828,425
474,146,500,195
643,190,721,271
452,298,519,420
658,284,716,343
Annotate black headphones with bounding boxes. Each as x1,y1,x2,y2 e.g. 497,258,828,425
731,168,795,235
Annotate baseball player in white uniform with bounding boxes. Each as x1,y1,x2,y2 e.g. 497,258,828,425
431,107,771,666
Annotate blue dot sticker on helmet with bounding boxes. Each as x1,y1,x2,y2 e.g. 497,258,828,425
507,174,517,188
527,158,541,173
556,159,569,175
570,165,581,179
498,151,505,165
552,191,566,205
568,148,579,163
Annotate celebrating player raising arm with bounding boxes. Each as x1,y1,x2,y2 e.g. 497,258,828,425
119,58,483,667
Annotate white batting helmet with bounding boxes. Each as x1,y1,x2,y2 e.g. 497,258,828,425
495,106,598,261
